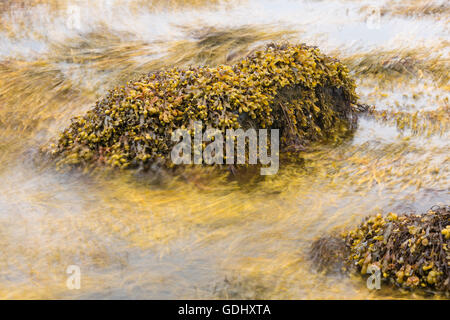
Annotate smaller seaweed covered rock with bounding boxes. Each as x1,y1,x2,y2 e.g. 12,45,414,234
310,206,450,294
46,43,358,172
345,206,449,292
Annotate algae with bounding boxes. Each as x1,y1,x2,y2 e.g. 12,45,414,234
311,206,450,294
46,43,358,173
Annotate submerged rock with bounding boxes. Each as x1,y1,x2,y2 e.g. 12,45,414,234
309,235,350,274
310,206,450,294
45,43,358,172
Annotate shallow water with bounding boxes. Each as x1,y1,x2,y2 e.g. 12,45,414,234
0,0,448,299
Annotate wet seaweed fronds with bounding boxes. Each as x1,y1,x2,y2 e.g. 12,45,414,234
342,48,450,85
45,42,358,173
344,206,450,293
310,206,450,294
380,1,450,18
370,105,450,137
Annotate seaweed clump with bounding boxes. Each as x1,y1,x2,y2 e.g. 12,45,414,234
310,206,450,294
46,43,358,172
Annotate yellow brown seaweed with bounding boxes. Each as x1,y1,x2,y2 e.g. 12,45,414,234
311,206,450,294
45,43,358,172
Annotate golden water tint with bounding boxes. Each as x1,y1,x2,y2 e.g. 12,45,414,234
0,0,448,299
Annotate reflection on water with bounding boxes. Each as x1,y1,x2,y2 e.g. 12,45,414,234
0,0,448,299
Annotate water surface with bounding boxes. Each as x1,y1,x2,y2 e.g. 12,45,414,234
0,0,448,299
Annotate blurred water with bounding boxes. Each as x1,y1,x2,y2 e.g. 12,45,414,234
0,0,448,299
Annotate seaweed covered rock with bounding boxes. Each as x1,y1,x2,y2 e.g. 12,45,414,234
310,206,450,294
46,43,358,172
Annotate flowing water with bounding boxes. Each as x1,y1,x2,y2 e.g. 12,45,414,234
0,0,448,299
